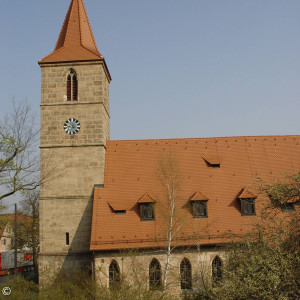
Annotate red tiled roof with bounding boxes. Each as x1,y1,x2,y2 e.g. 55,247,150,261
190,191,209,201
39,0,105,64
90,135,300,251
238,188,257,199
137,194,156,203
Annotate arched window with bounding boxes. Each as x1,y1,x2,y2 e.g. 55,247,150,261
180,258,192,289
67,69,78,101
149,258,161,290
212,256,222,282
109,260,120,289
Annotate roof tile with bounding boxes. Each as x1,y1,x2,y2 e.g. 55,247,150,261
91,135,300,251
39,0,105,64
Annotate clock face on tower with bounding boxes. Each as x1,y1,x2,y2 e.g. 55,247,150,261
64,118,80,135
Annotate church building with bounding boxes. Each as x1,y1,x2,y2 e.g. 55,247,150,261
38,0,300,293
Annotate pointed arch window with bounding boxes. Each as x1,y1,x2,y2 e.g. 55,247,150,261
67,69,78,101
149,258,162,290
109,260,120,289
212,256,222,283
180,258,192,289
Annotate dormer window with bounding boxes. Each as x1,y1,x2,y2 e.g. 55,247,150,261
281,202,295,212
138,194,156,221
192,201,207,218
108,202,127,215
209,163,220,168
238,188,257,216
189,191,209,218
240,198,256,216
140,203,155,221
203,156,221,169
67,69,78,101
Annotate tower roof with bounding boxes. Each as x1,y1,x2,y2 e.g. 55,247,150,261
39,0,105,64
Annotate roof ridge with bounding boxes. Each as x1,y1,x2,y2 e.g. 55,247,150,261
54,0,73,50
108,135,300,143
79,0,100,55
80,45,103,58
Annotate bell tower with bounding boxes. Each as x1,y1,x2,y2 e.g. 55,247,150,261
38,0,111,283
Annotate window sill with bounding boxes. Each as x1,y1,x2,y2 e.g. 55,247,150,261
193,215,208,219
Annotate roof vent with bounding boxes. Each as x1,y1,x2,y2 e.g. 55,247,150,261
202,155,221,168
115,210,126,215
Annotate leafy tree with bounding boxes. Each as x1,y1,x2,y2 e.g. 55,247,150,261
0,101,40,200
193,173,300,300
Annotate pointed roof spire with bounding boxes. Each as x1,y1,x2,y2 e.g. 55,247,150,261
39,0,105,64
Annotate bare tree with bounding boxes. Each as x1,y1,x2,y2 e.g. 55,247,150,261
0,101,40,200
156,151,186,292
6,190,39,281
20,189,39,281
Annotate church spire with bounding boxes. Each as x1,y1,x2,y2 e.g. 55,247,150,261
39,0,105,64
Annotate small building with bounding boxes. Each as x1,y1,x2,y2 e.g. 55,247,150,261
0,214,34,280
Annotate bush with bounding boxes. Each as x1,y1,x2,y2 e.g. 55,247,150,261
0,275,39,300
0,271,176,300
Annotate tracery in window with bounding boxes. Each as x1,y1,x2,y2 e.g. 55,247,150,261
180,258,192,289
212,256,222,283
149,258,161,290
109,260,120,289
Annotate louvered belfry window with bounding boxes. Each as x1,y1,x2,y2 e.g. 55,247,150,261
67,69,78,101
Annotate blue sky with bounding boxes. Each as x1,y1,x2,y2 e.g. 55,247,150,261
0,0,299,141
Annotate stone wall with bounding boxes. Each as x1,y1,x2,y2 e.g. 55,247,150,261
39,61,110,284
94,247,225,295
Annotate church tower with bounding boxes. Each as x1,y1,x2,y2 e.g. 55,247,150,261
38,0,111,282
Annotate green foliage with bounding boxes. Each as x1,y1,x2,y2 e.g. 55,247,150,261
218,241,298,299
0,271,175,300
193,240,299,300
0,276,39,300
39,271,97,300
257,172,300,208
193,174,300,300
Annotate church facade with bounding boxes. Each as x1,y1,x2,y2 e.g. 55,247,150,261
39,0,300,293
